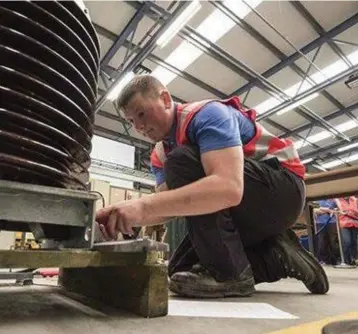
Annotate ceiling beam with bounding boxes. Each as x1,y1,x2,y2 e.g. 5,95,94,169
212,1,346,112
100,2,149,66
290,1,353,68
257,63,358,120
232,11,358,96
95,1,191,112
281,101,358,139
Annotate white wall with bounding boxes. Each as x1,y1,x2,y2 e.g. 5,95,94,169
0,231,14,250
89,135,135,189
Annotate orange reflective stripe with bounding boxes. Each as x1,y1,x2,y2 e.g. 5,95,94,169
150,143,166,168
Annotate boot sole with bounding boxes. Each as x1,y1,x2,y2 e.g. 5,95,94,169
281,229,329,294
169,278,255,298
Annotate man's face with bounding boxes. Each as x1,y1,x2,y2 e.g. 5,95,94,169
123,91,173,142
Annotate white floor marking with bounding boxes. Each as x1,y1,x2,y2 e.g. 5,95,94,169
168,300,299,319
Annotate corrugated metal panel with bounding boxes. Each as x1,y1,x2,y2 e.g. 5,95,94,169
166,217,187,256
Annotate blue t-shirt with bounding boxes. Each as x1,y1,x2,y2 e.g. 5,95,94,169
151,101,255,185
316,199,337,225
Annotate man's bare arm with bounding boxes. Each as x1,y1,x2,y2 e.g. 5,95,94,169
143,182,172,226
139,146,243,222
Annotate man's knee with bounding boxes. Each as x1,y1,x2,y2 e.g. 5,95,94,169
164,145,204,189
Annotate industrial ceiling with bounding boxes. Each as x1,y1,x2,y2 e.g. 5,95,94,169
84,0,358,175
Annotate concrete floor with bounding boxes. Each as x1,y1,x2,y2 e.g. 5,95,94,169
0,266,357,334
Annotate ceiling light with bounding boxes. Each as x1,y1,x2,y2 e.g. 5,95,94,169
156,1,202,48
312,164,327,172
321,153,358,169
337,142,358,152
107,71,135,101
345,73,358,89
301,157,313,164
336,120,357,132
254,50,358,115
295,120,358,150
276,93,319,116
151,0,263,86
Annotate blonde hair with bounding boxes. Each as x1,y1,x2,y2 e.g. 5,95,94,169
116,74,165,111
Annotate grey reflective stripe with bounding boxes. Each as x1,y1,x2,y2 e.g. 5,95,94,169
249,126,271,160
251,125,299,162
155,142,166,164
264,146,300,162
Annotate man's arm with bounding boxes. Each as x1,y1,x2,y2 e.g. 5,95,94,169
143,182,173,226
140,146,243,222
315,207,335,215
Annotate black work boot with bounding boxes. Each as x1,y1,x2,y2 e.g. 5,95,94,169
274,228,329,294
169,264,255,298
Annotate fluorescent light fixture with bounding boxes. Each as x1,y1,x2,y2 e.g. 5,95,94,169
345,73,358,89
337,142,358,152
156,1,202,48
276,93,319,116
107,71,135,101
294,120,358,150
152,0,263,86
348,50,358,65
301,157,313,164
321,153,358,169
312,164,327,172
254,49,358,115
89,165,156,186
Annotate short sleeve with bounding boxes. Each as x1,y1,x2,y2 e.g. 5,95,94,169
327,199,338,210
151,165,165,186
187,102,242,154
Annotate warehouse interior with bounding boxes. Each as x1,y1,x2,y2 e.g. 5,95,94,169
1,0,358,333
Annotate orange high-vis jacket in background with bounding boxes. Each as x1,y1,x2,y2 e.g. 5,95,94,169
151,96,305,179
335,197,358,228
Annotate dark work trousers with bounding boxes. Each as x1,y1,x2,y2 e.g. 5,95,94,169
316,223,338,265
341,227,358,264
165,145,306,283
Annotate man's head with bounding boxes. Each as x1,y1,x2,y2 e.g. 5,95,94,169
116,74,174,142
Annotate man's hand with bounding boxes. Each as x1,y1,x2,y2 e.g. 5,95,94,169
316,207,336,215
96,199,146,240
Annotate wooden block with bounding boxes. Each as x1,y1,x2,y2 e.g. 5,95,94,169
0,250,159,268
59,264,168,318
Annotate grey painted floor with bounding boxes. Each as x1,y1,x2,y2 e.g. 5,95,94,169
0,266,357,334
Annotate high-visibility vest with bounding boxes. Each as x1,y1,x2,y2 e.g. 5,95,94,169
150,97,305,179
335,197,358,228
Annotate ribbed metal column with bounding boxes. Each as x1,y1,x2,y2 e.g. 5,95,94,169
0,1,100,190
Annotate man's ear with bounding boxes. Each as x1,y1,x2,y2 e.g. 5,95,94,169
160,90,172,109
